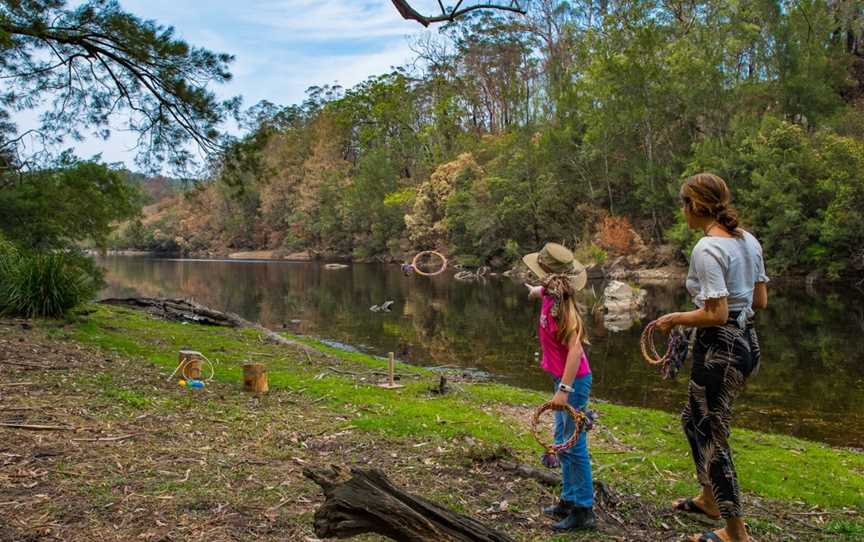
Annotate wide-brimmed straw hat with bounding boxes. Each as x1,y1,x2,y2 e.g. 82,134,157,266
522,242,588,291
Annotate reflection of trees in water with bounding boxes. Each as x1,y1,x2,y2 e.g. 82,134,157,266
99,257,864,447
750,287,864,417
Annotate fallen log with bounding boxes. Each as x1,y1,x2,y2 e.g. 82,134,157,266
100,297,239,326
99,297,325,357
499,460,560,486
303,465,516,542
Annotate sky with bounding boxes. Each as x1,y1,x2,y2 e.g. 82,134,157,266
28,0,450,168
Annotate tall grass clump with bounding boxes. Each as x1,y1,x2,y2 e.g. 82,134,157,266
0,237,102,318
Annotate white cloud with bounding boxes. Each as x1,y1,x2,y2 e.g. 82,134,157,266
241,0,420,40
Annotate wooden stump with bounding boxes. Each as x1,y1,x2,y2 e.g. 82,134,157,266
178,350,203,380
242,363,268,393
304,465,516,542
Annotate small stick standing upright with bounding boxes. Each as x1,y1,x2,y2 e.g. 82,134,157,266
378,352,404,389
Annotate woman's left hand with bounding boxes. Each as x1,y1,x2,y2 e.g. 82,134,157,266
655,313,681,334
550,390,569,409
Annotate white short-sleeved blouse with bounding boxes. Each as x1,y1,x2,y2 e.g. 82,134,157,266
685,230,769,327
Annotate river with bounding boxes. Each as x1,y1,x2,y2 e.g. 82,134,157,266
96,256,864,449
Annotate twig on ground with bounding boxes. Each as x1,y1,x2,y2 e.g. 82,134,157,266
327,366,420,379
594,455,647,474
0,422,75,431
72,433,140,442
0,360,70,370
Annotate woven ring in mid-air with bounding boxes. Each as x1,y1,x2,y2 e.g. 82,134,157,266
531,401,586,454
411,250,448,277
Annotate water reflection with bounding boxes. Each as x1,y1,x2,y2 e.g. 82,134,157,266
97,256,864,448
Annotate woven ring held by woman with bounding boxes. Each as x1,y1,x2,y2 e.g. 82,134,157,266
654,172,769,542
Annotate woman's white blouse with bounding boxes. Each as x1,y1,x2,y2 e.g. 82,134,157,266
685,230,769,327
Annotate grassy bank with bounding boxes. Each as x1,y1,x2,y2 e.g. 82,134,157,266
5,304,862,541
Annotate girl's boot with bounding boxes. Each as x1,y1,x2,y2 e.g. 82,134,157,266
551,506,596,531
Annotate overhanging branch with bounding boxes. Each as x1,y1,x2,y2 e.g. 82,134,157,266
391,0,527,26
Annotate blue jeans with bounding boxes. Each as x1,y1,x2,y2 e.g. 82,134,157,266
553,374,593,507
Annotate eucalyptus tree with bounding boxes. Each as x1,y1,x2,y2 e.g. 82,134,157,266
0,0,238,171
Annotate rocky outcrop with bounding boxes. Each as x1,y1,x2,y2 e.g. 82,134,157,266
607,264,686,283
602,280,647,332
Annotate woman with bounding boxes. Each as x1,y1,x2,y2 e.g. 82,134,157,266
656,173,768,542
523,243,596,531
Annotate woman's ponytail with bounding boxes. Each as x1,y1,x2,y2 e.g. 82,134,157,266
715,203,740,235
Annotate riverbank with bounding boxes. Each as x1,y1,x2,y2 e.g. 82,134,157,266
1,305,861,541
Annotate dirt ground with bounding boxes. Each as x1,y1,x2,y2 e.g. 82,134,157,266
0,319,856,542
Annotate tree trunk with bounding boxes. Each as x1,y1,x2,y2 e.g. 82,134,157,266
304,465,516,542
242,363,268,393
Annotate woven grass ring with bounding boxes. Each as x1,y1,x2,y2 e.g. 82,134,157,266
411,251,448,277
640,320,670,365
531,401,586,454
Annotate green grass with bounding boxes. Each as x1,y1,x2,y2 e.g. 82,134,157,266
59,304,864,513
827,519,864,540
93,373,151,408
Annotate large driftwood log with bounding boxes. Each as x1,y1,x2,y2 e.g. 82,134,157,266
100,297,239,326
304,466,516,542
99,297,322,356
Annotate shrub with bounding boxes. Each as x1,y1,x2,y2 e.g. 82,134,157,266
0,248,102,318
665,211,702,262
594,216,644,255
574,242,607,266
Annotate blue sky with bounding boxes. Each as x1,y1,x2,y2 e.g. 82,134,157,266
54,0,444,167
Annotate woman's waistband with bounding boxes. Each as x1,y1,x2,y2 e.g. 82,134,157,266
725,310,755,328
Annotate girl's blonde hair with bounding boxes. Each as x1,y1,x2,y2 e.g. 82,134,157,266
555,295,589,346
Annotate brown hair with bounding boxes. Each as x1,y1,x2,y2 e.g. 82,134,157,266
555,295,589,346
680,172,742,237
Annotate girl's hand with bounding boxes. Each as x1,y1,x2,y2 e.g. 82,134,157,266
551,390,569,409
525,283,543,299
655,313,680,334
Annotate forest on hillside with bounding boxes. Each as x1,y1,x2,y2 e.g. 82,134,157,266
103,1,864,276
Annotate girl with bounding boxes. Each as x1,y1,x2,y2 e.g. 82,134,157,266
656,173,768,542
523,242,595,531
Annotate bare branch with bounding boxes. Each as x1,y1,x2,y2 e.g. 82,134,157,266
391,0,527,26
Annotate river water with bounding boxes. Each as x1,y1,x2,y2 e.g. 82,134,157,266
97,256,864,448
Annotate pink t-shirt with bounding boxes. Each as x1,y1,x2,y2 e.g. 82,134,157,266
539,294,591,379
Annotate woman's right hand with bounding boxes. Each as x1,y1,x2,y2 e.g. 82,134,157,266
655,313,681,334
525,283,543,299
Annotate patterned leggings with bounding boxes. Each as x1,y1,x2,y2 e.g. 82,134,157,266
682,315,760,519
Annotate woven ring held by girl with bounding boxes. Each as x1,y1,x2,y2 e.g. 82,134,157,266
531,401,587,454
411,251,448,276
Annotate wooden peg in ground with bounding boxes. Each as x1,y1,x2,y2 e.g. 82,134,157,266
378,352,404,389
243,362,268,393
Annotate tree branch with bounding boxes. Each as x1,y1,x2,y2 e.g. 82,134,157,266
391,0,526,26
